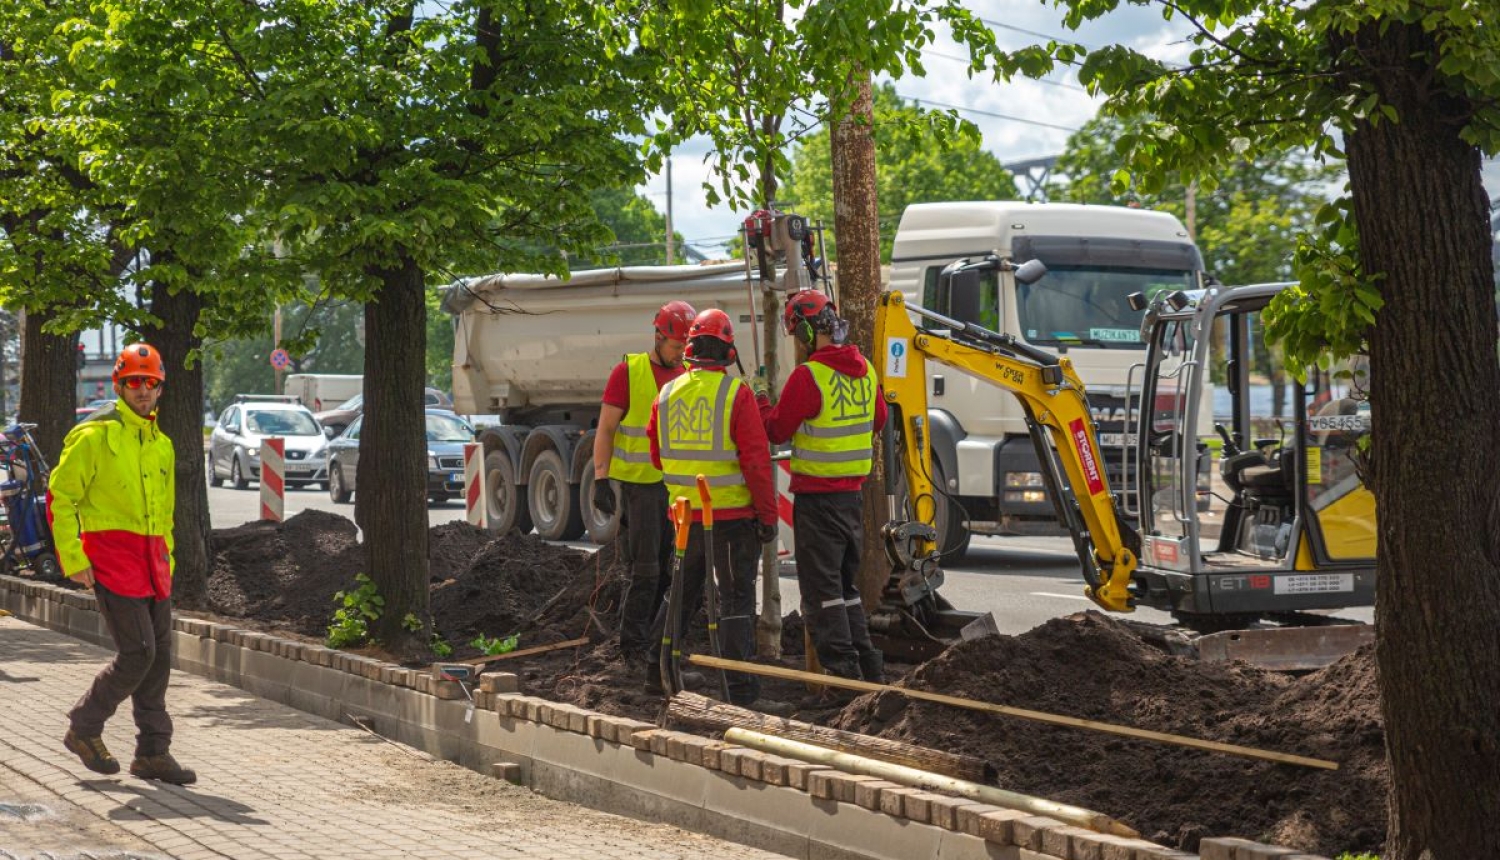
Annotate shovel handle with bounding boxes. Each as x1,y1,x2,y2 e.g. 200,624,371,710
673,497,691,552
695,474,714,528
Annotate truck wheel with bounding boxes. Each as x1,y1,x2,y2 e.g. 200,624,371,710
579,470,619,545
931,460,971,563
485,450,533,536
528,450,585,541
208,452,223,488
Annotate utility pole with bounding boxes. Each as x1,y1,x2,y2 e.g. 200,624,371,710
664,158,675,266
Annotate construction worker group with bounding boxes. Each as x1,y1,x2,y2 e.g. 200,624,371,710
594,289,885,711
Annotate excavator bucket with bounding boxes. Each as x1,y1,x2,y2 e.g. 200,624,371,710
1193,624,1374,672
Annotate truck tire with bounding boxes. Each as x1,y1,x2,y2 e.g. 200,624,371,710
931,459,971,563
528,450,585,541
485,450,533,536
579,470,620,545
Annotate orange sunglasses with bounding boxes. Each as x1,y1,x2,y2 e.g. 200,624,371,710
121,377,162,390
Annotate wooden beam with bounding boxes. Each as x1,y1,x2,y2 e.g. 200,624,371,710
667,691,991,782
453,636,589,668
687,654,1338,771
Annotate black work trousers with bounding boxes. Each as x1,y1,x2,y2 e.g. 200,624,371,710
616,480,674,658
69,584,175,757
647,518,761,705
793,491,882,681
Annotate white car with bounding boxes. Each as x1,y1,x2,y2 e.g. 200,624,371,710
208,400,331,490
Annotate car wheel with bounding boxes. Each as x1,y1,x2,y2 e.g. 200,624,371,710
528,449,584,541
429,492,451,506
231,455,250,490
484,450,532,536
579,470,619,545
329,464,352,504
208,451,223,488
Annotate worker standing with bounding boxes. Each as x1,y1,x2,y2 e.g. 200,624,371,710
644,309,789,713
760,290,887,685
592,301,697,668
51,344,196,785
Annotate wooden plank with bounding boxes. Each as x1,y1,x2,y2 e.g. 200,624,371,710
687,654,1338,770
452,636,590,668
667,691,991,782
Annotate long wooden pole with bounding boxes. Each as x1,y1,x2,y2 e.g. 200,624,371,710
725,728,1139,838
689,654,1338,771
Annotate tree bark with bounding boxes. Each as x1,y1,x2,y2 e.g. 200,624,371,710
1339,20,1500,860
756,153,783,658
828,70,886,611
17,307,78,468
148,279,211,608
360,255,430,657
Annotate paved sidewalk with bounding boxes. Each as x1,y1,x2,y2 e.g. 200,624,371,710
0,616,787,860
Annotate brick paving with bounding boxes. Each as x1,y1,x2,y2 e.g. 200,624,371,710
0,616,787,860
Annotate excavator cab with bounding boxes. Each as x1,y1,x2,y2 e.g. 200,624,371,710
1128,284,1376,629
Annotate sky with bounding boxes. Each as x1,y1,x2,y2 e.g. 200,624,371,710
634,0,1500,261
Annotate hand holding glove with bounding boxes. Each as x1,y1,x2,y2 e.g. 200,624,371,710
592,478,617,517
754,519,778,545
749,374,770,398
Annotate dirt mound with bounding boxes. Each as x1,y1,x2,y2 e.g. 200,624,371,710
428,522,493,583
830,612,1388,855
205,509,364,636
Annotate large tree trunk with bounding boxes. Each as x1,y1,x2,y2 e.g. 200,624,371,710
359,255,430,657
148,279,211,608
756,153,783,658
17,308,78,467
827,71,886,611
1340,20,1500,860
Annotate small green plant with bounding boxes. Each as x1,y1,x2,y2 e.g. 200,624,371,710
1335,854,1380,860
326,573,383,649
431,635,453,658
470,633,520,656
401,613,422,633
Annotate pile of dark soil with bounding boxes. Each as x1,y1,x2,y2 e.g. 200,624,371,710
830,613,1387,856
196,511,1389,856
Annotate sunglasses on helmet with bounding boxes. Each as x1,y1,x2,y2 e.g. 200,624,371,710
122,376,162,390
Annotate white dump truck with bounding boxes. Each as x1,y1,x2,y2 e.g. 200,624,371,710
283,373,363,413
887,202,1206,558
443,263,792,543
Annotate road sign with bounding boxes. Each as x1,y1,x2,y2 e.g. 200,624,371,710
270,348,291,370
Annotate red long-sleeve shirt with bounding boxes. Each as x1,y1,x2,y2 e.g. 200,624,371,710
648,369,777,526
760,344,887,495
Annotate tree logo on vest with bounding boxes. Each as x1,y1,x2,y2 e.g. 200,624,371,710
828,373,874,422
668,395,714,447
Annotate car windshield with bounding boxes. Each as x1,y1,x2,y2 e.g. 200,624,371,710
245,409,321,436
332,393,362,411
426,413,474,442
1017,266,1196,349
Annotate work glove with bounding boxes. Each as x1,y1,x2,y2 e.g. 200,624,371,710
754,519,778,545
592,479,617,517
748,374,770,398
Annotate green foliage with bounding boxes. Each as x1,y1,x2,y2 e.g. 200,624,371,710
203,299,364,412
430,636,453,659
424,288,454,396
779,83,1014,262
401,614,422,633
470,634,520,656
326,573,383,649
578,188,682,267
1336,854,1380,860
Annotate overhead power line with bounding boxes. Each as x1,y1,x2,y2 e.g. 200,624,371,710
894,93,1083,133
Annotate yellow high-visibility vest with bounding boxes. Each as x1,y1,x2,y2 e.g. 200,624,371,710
609,353,664,484
791,358,876,478
656,370,751,510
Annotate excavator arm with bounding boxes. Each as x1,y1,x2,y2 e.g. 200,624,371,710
873,290,1141,613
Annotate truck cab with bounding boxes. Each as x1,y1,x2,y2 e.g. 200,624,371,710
887,202,1204,556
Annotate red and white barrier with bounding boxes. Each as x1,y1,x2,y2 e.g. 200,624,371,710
774,459,794,559
464,443,486,528
260,437,285,522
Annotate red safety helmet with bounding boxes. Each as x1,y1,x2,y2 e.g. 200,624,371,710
112,343,166,384
688,308,734,344
654,300,696,342
783,289,836,335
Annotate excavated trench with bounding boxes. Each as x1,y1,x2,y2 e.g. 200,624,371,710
188,509,1388,856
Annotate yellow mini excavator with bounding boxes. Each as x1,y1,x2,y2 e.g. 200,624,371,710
869,259,1376,669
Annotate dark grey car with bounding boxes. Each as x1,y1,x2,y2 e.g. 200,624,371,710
326,409,475,505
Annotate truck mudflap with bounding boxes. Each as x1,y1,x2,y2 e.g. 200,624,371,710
1193,624,1374,672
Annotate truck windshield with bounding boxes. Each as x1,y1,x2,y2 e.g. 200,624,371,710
1018,266,1196,349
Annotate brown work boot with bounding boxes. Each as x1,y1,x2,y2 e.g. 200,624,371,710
63,730,120,775
130,753,197,785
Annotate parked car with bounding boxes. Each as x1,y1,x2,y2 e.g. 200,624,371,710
314,387,453,435
207,401,330,490
326,409,475,506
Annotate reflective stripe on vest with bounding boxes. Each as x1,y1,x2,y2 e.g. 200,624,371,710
610,353,664,483
657,371,751,510
791,358,876,478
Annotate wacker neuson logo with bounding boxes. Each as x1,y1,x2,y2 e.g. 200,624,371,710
1069,417,1106,495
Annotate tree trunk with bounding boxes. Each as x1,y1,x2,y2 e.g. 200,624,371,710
1340,20,1500,860
828,70,886,611
360,255,430,657
17,307,78,468
148,280,211,608
756,155,783,658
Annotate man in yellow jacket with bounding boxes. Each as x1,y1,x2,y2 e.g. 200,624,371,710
50,343,195,785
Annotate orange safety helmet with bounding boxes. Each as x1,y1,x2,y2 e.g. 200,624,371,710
112,343,166,384
654,300,697,342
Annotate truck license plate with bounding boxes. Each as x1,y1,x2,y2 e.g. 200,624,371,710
1099,433,1137,448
